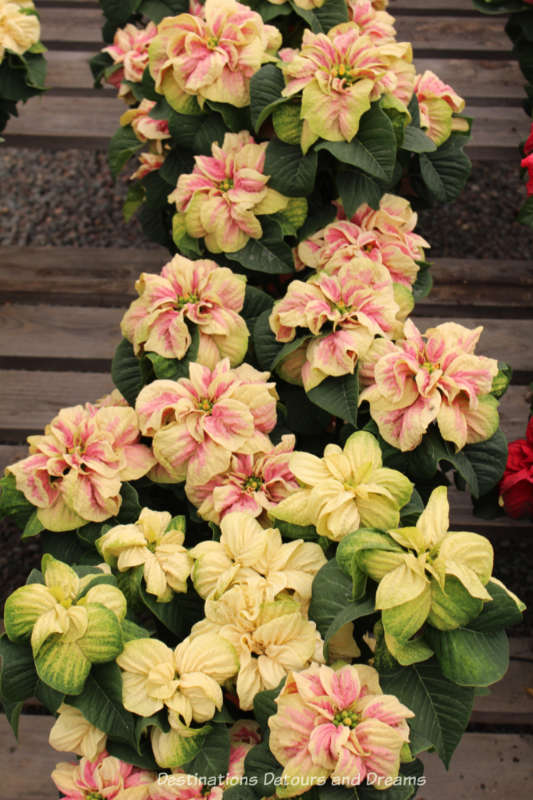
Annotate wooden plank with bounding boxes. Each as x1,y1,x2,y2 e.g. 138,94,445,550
472,639,533,725
1,251,531,310
5,94,524,155
395,15,513,53
39,7,102,44
45,49,525,102
1,305,531,375
421,733,533,799
0,373,527,441
0,370,114,438
0,715,71,800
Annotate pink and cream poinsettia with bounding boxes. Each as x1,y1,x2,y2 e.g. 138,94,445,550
360,319,500,452
103,22,158,102
185,434,298,524
131,151,166,181
347,0,397,43
148,0,281,113
51,752,154,800
268,663,414,796
169,130,288,253
121,254,249,368
269,260,401,390
414,70,466,146
135,359,278,484
6,403,155,532
120,99,171,143
280,23,413,148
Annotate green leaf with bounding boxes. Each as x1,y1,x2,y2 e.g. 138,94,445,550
123,182,145,222
35,680,64,713
226,218,293,274
107,738,159,770
264,140,318,197
337,169,383,217
253,309,283,371
41,530,100,566
309,560,374,643
67,662,135,745
0,473,35,530
111,338,145,407
417,135,471,205
426,625,510,687
184,724,231,780
253,682,284,730
517,195,533,227
250,64,287,132
107,125,143,179
380,659,474,767
467,580,524,632
140,585,204,638
401,125,437,153
491,362,512,399
307,370,359,426
146,326,200,381
115,482,141,524
272,102,303,145
100,0,141,27
23,52,47,91
242,285,274,328
244,741,283,796
271,335,309,371
78,604,124,664
462,428,508,497
316,105,396,180
206,100,251,132
412,262,433,300
273,518,318,541
168,109,204,148
35,639,91,695
314,0,349,31
193,114,228,155
0,636,37,704
159,146,194,186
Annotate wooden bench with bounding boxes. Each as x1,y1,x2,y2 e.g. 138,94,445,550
1,2,532,799
2,0,530,157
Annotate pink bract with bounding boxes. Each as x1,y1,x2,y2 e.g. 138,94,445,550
185,433,298,524
268,663,413,795
169,130,288,253
51,752,154,799
135,359,278,484
7,402,155,532
360,319,500,451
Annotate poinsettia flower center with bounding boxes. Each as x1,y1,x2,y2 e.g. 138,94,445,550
206,35,218,50
332,708,360,727
86,792,105,800
176,293,200,308
218,177,234,192
243,475,263,493
197,397,214,413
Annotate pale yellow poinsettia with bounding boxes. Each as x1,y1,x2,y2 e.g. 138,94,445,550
274,431,413,541
0,0,40,61
190,511,326,606
49,704,107,760
338,485,497,644
190,578,322,710
116,633,238,726
96,508,192,602
3,556,126,694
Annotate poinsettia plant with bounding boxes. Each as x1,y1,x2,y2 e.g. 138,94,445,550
89,0,472,253
0,1,525,799
0,0,47,134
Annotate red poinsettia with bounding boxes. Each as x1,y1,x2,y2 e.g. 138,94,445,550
499,417,533,519
521,122,533,195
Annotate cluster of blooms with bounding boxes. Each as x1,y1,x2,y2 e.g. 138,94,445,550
6,393,155,531
0,0,40,61
169,130,290,253
103,21,158,102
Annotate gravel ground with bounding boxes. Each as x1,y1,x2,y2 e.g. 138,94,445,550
1,148,533,257
0,147,532,635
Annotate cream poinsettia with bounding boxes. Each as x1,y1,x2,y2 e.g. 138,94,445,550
190,511,326,604
96,508,192,602
3,556,126,694
0,0,40,61
337,485,499,645
274,431,413,542
116,633,238,725
190,579,321,710
49,704,107,760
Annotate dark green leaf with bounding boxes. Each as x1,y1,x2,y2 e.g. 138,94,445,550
0,636,37,704
309,560,374,643
35,681,64,713
399,489,424,526
140,585,204,638
517,195,533,227
467,580,524,632
242,285,274,326
159,146,194,185
67,662,136,746
168,109,204,148
380,659,474,767
123,182,145,222
417,135,471,206
273,518,318,541
254,682,284,730
111,338,145,407
116,482,141,524
107,125,143,179
271,335,309,371
412,262,433,300
253,309,283,371
250,64,287,132
146,326,200,380
356,759,425,799
206,100,251,132
462,428,508,497
426,625,509,687
107,738,159,770
401,125,437,153
244,741,283,796
193,114,228,155
314,0,349,31
264,140,318,197
227,219,293,274
0,473,35,530
184,724,231,780
307,371,359,426
337,169,383,217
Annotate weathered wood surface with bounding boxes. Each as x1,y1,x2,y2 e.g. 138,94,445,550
1,716,531,800
1,0,529,157
1,250,532,311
